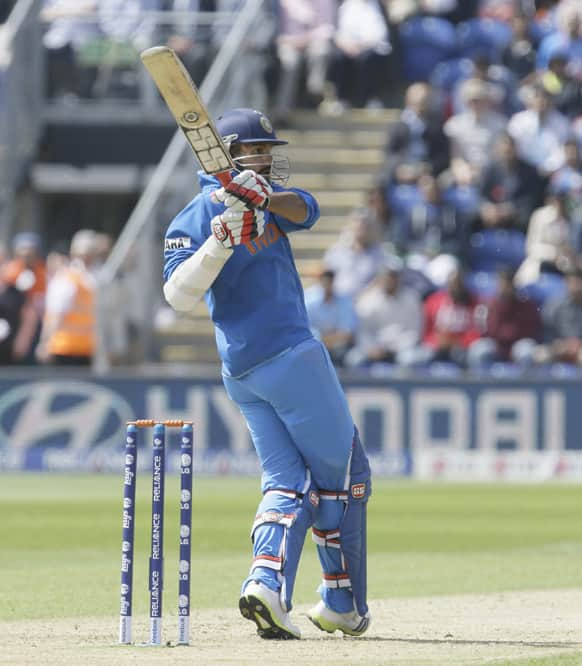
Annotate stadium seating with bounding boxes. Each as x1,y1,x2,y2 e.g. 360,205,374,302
467,230,526,273
398,17,458,82
519,272,567,305
430,57,474,93
456,18,513,62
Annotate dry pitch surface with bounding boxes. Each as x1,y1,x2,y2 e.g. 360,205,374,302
2,589,581,666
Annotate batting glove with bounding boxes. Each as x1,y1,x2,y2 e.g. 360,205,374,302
211,208,265,249
211,170,272,211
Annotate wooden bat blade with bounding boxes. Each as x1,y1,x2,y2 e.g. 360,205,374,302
140,46,234,182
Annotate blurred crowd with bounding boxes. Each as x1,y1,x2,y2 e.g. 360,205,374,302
2,0,581,375
302,0,582,374
0,230,133,366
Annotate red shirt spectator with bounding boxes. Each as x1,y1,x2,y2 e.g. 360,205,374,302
423,270,481,350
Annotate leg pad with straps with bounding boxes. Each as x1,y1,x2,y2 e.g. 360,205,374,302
245,482,319,611
313,428,371,616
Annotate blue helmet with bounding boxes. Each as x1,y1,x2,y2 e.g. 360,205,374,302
216,108,288,147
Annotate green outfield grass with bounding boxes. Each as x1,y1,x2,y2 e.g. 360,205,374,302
1,475,581,623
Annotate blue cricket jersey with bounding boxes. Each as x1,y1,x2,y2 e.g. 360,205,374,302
163,172,320,377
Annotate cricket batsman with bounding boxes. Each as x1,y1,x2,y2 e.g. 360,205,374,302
163,108,371,640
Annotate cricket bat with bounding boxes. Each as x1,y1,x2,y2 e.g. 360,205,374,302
140,46,234,186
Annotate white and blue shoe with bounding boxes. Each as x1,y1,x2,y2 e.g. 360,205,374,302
307,600,371,636
239,581,301,640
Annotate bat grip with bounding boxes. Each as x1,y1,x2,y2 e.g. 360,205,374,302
217,172,232,187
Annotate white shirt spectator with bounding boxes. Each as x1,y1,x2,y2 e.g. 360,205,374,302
336,0,391,55
45,259,96,314
355,283,423,354
507,107,570,175
515,200,573,285
42,0,100,50
444,108,506,170
305,285,357,340
324,212,388,297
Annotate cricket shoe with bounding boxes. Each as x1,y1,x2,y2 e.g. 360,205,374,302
307,601,371,637
239,581,301,640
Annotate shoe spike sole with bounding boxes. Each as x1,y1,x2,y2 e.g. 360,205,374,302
239,594,299,640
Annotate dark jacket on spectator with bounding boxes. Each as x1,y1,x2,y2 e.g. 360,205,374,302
385,112,450,178
0,284,25,364
485,293,541,359
480,157,546,231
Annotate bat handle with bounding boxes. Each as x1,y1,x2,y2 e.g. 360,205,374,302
217,172,232,187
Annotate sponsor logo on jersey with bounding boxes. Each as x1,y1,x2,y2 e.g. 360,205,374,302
244,222,285,255
165,237,192,251
308,490,320,507
351,483,366,499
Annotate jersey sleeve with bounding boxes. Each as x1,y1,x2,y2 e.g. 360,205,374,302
270,186,320,234
162,194,215,282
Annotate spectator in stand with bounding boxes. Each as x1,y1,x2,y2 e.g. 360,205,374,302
478,0,520,22
439,157,482,234
0,269,38,365
507,82,570,177
502,13,537,81
323,208,388,297
304,268,357,366
479,132,546,232
535,266,582,365
98,0,160,50
272,0,337,125
383,82,450,180
515,184,577,285
536,2,582,75
538,52,582,119
365,183,393,245
451,53,519,117
2,233,47,303
41,0,101,98
550,137,582,197
45,240,70,280
214,0,277,111
444,78,507,176
400,268,483,367
2,232,47,363
322,0,391,112
386,0,478,24
345,259,423,368
36,230,100,366
94,0,161,97
393,173,468,257
467,266,542,369
163,0,216,86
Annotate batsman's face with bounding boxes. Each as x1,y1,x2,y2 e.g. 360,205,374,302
232,143,273,177
231,142,290,185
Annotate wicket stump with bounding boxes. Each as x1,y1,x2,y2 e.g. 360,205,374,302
119,419,193,646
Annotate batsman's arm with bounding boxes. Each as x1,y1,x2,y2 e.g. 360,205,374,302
268,188,320,230
267,192,307,224
163,235,230,312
